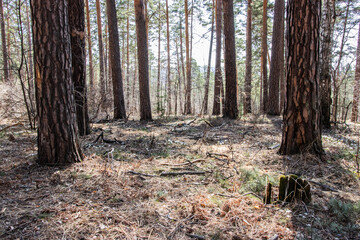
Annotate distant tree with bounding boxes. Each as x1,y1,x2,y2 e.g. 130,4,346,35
261,0,268,113
0,0,9,82
166,0,172,115
68,0,90,136
85,0,94,92
351,23,360,122
244,0,252,114
134,0,152,120
106,0,126,119
213,0,222,116
222,0,238,119
184,0,192,114
96,0,106,108
279,0,323,155
267,0,284,116
320,0,336,128
31,0,83,165
202,0,214,115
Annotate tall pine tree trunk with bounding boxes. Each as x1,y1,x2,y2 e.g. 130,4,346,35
85,0,94,92
68,0,90,136
166,0,172,115
223,0,238,119
96,0,106,109
0,0,9,82
351,23,360,122
268,0,284,115
179,12,186,114
244,0,252,114
213,0,222,116
31,0,83,165
106,0,126,119
184,0,192,114
202,0,214,115
320,0,335,128
134,0,152,120
332,0,350,124
126,0,130,111
279,0,323,155
261,0,268,113
157,2,161,114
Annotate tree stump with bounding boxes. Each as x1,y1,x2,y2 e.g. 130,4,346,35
278,175,311,204
263,182,272,204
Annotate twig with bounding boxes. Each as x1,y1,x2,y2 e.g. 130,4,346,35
186,234,206,240
308,180,338,192
160,159,206,166
126,170,157,177
160,171,206,177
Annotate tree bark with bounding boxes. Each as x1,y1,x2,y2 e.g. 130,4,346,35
244,0,252,114
68,0,90,136
268,0,284,115
96,0,106,109
222,0,238,119
213,0,222,116
31,0,83,165
184,0,192,114
0,0,9,82
320,0,335,128
261,0,268,113
279,0,323,155
351,22,360,122
134,0,152,121
106,0,126,120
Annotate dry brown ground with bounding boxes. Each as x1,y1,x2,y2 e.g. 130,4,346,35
1,113,360,239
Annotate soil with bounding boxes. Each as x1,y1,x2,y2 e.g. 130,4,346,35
1,115,359,239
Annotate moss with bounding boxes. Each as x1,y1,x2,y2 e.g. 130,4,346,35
278,174,311,204
279,175,287,201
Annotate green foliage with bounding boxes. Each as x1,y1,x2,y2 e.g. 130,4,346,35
238,167,276,195
328,198,360,223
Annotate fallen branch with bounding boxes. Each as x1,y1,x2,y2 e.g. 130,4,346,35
308,180,338,192
186,234,206,240
0,122,24,133
207,152,228,158
160,159,207,166
215,192,263,200
93,132,122,144
160,171,206,177
126,170,157,178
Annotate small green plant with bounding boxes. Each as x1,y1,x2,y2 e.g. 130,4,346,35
238,168,276,195
328,198,360,223
152,149,169,158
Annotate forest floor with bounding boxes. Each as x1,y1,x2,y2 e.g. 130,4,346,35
1,114,360,239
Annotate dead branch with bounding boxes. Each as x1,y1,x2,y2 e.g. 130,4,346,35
0,122,24,133
126,170,157,177
159,171,206,177
93,132,122,144
160,159,207,166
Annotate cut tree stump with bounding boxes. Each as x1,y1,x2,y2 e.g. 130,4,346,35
278,174,311,204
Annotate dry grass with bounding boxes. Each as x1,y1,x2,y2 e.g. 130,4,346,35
1,112,360,239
